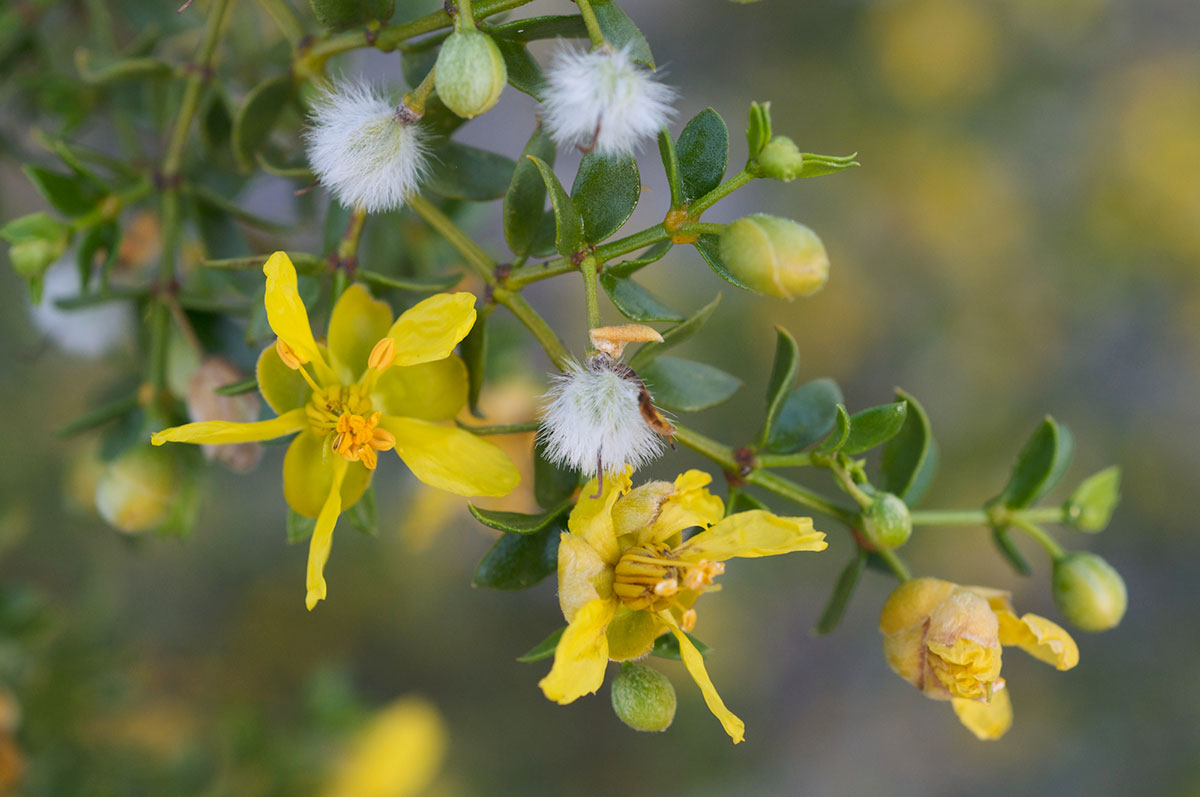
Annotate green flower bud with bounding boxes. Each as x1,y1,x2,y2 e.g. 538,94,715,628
861,492,912,549
94,446,180,534
611,663,676,732
756,136,805,181
718,214,829,300
434,30,507,119
1,212,71,302
1052,552,1127,632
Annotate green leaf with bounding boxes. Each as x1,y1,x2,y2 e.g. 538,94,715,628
816,404,851,454
425,142,517,202
795,152,860,179
766,378,844,453
658,127,683,209
600,273,682,322
488,15,589,42
468,500,570,535
571,152,641,244
201,92,233,162
638,356,740,413
590,0,654,68
505,125,556,257
473,526,560,590
692,234,749,289
880,388,938,505
534,437,580,510
758,327,799,447
842,402,908,456
308,0,395,31
494,38,544,99
816,551,867,634
460,314,487,416
76,221,120,291
232,75,293,172
991,527,1031,576
995,417,1074,509
1065,466,1121,532
286,508,317,543
628,293,721,370
345,484,378,537
676,109,729,204
517,626,566,662
527,155,584,256
605,240,673,279
23,165,104,217
75,50,174,84
746,101,773,160
651,630,711,660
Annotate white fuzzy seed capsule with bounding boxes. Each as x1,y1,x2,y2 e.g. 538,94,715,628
540,356,665,477
541,44,676,156
304,80,427,213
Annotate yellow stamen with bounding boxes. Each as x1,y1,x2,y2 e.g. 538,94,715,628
276,338,307,369
329,410,391,471
681,609,697,632
613,543,724,612
367,337,396,371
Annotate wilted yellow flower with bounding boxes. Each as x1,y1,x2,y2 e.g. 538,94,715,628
539,467,826,743
879,578,1079,740
152,252,520,609
323,697,448,797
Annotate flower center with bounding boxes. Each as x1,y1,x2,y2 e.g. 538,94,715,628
305,384,395,470
612,542,724,628
926,638,1001,701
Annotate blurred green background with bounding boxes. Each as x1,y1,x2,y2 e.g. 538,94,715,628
1,0,1197,794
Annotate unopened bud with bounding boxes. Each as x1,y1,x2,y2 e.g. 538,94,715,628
755,136,805,181
861,492,912,550
719,214,829,300
435,30,507,119
186,357,263,473
95,447,180,534
611,663,676,732
1052,552,1127,632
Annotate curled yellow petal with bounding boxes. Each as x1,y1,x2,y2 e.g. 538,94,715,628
306,457,347,611
569,466,632,566
951,681,1013,740
637,470,726,546
387,292,477,367
151,408,306,446
669,624,745,744
557,532,614,623
679,510,826,561
328,283,394,380
538,598,616,705
996,609,1079,671
382,416,519,497
263,252,329,378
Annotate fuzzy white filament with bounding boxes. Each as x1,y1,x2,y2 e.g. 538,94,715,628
541,44,676,156
540,357,664,477
304,81,427,213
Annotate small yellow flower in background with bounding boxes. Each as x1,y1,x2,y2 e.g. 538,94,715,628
539,467,826,744
323,697,448,797
152,252,520,609
879,577,1079,740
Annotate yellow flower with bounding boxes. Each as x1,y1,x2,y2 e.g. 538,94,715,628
152,252,520,609
879,577,1079,740
322,697,447,797
538,467,826,743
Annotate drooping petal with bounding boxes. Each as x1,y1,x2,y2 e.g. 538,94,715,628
151,408,307,446
387,292,477,367
328,283,393,381
256,344,311,415
538,598,616,705
382,416,519,497
557,532,614,623
637,469,726,546
669,625,745,744
995,610,1080,671
568,466,632,566
951,681,1013,740
282,431,372,518
263,252,328,374
606,606,664,661
374,357,468,421
678,510,826,561
306,457,347,610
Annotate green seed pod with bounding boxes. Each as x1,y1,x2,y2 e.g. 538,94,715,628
861,492,912,550
434,30,507,119
1052,552,1127,632
94,446,180,534
756,136,805,181
718,214,829,300
611,663,676,732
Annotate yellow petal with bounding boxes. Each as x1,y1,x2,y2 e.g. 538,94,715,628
282,431,372,518
322,697,447,797
262,252,327,374
569,466,633,566
387,292,477,367
669,625,745,744
952,681,1013,740
151,408,306,446
374,357,468,421
678,510,826,561
538,598,616,705
557,531,614,623
606,606,664,661
636,470,726,547
256,343,311,415
995,609,1079,670
382,416,519,497
879,578,957,636
306,458,347,611
328,283,394,380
